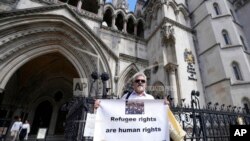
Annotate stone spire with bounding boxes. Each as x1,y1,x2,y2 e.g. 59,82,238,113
112,0,129,11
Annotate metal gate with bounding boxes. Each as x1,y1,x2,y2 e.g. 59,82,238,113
171,92,250,141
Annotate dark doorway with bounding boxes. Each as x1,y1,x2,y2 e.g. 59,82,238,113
31,101,53,134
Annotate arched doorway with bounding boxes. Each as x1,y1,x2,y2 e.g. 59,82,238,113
2,52,79,135
31,101,53,134
0,14,114,139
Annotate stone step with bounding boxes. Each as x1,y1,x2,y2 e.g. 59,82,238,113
29,135,65,141
4,135,66,141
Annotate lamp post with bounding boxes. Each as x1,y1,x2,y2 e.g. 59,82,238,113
89,71,99,98
191,90,200,109
101,72,109,99
89,71,110,99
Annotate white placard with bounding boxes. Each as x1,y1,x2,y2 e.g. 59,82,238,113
94,100,169,141
36,128,47,139
84,113,96,137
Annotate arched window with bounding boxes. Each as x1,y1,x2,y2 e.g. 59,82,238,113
127,17,135,34
67,0,78,7
213,3,221,15
81,0,99,14
240,36,247,51
222,30,231,45
232,62,243,80
115,13,124,31
59,0,98,14
137,20,144,38
103,9,113,27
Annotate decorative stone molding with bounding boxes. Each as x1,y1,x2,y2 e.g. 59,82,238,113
0,27,82,47
70,6,102,22
0,27,96,74
119,53,148,66
0,4,63,18
0,3,102,22
101,26,146,42
0,37,60,62
0,7,119,61
165,63,178,73
71,47,96,74
30,0,56,5
146,16,192,43
161,24,175,44
1,0,19,4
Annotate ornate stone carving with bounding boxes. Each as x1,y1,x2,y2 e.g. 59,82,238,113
161,24,175,45
184,48,195,64
165,63,178,73
184,48,197,81
1,0,18,4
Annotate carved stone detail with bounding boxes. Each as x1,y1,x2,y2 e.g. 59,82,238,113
165,63,178,73
161,24,175,44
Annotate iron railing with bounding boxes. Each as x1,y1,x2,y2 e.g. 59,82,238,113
170,91,250,141
171,105,250,141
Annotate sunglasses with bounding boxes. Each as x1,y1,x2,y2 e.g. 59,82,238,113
134,79,146,83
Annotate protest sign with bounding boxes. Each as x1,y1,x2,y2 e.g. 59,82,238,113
94,100,169,141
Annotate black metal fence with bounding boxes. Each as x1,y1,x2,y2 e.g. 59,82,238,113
63,97,94,141
170,91,250,141
171,106,250,141
0,119,11,141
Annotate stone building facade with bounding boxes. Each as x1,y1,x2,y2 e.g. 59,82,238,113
0,0,249,136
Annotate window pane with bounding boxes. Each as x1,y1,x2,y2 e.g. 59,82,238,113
233,65,240,80
213,3,220,15
232,63,243,80
222,31,231,45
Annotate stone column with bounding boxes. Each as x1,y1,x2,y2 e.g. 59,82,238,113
48,105,59,135
165,63,178,106
112,15,116,29
98,0,104,18
134,23,137,36
123,19,127,33
175,10,179,22
77,0,82,12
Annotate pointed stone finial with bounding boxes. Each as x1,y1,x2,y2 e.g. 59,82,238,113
113,0,129,11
